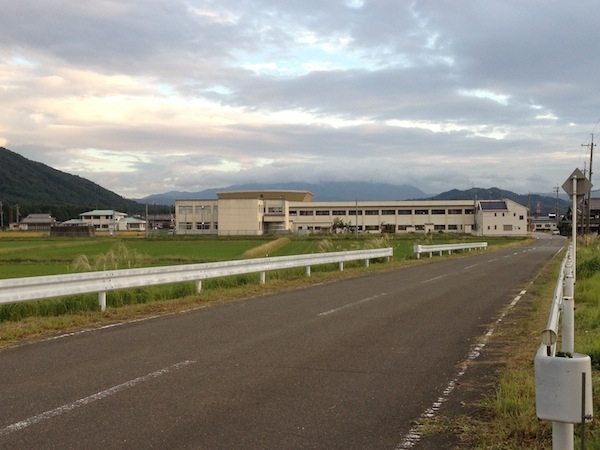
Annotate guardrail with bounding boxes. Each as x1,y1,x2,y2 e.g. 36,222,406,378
412,242,487,259
534,244,593,450
0,247,393,312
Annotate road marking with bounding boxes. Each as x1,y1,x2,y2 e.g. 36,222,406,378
463,263,479,270
487,258,498,262
318,293,387,316
0,360,196,437
421,274,447,284
396,291,527,449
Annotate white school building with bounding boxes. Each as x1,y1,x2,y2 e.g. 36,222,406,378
174,191,528,237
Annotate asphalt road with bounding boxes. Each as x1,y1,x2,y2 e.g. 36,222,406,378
0,235,565,449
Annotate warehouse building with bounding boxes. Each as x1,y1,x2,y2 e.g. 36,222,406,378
175,191,528,237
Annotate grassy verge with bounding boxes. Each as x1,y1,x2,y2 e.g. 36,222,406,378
416,237,600,448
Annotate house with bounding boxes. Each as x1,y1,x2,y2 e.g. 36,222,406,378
117,217,146,232
19,213,57,231
61,210,146,233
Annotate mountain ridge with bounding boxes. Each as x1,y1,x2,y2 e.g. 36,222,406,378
1,146,569,222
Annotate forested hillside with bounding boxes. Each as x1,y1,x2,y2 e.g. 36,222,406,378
0,147,147,222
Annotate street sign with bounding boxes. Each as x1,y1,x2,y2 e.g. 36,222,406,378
562,168,592,196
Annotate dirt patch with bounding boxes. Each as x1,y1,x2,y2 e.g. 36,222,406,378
242,237,291,258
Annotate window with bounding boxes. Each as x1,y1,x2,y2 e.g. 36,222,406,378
195,206,210,214
415,209,428,215
299,210,314,216
434,225,445,230
415,225,425,231
503,225,513,231
348,210,363,215
332,210,346,215
448,209,462,215
448,224,458,230
365,225,379,230
289,210,297,216
196,222,210,230
381,209,395,215
316,210,330,216
267,206,283,214
365,210,379,215
432,209,445,215
179,222,192,230
178,206,193,214
465,209,474,215
398,225,408,230
398,209,412,215
519,215,524,220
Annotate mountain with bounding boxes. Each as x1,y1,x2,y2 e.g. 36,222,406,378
0,147,148,221
138,182,429,205
431,187,569,216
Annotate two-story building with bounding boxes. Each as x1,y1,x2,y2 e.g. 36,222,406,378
174,191,528,237
61,210,146,232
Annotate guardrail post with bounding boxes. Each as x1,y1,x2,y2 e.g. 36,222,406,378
98,291,107,312
339,262,344,271
562,297,574,354
306,266,311,277
195,280,202,293
564,257,574,298
364,258,370,268
260,271,266,284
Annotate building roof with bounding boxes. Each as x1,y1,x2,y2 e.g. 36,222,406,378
216,190,314,202
589,198,600,210
120,217,146,223
479,200,507,210
21,214,56,224
80,210,127,216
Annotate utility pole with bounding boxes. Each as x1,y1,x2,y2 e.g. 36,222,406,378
554,185,559,227
0,200,3,229
582,135,595,233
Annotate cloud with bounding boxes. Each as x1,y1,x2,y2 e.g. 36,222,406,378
0,0,596,199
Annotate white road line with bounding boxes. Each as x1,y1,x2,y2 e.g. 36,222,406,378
421,274,448,284
463,263,479,270
487,258,498,262
318,293,387,316
0,360,196,437
396,291,527,449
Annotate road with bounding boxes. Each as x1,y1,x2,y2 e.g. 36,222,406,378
0,235,564,449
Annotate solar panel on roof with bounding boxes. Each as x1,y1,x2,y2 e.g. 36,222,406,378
480,201,507,210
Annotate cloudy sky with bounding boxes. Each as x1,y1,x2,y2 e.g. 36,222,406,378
1,1,599,198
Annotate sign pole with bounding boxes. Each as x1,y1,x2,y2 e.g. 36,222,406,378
572,174,577,282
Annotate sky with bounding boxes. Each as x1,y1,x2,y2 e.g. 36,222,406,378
1,1,599,199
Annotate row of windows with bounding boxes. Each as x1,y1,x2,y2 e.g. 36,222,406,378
289,209,475,216
178,222,218,230
178,206,216,214
297,224,464,231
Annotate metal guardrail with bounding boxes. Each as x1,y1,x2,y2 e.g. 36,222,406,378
412,242,487,259
0,247,393,311
534,244,593,450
